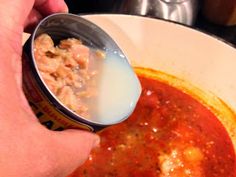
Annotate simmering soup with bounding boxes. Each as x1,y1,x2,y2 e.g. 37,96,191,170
69,68,236,177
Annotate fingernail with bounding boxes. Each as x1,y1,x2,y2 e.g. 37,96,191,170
62,5,69,13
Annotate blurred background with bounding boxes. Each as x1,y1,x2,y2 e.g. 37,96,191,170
64,0,236,46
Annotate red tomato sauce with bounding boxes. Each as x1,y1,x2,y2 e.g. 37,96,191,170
69,75,236,177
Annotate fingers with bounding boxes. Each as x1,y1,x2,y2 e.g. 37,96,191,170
24,8,43,32
49,129,100,177
34,0,68,16
24,0,68,32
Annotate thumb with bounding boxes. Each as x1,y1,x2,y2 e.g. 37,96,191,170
49,129,100,177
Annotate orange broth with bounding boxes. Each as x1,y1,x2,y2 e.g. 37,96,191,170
69,68,236,177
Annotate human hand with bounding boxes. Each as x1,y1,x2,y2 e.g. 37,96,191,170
0,1,100,177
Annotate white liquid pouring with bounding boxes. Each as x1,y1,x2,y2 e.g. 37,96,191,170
83,49,141,124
